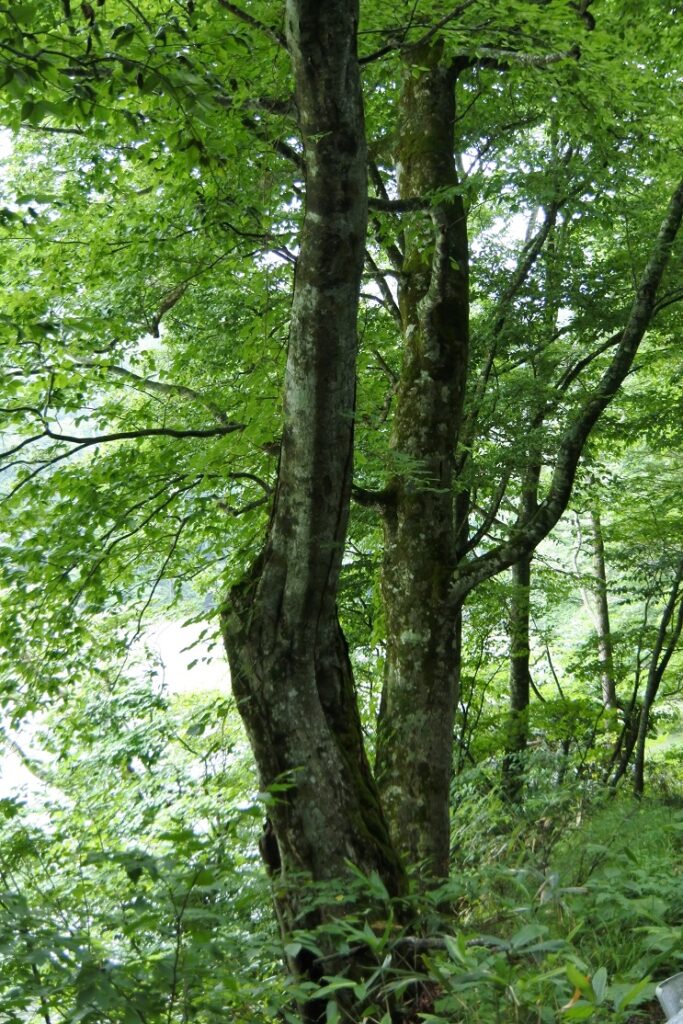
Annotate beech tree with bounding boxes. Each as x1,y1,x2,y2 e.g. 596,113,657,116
2,2,683,1009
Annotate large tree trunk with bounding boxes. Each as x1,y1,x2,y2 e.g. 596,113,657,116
375,47,469,878
221,0,403,902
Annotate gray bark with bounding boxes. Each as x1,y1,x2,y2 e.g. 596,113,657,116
375,76,683,877
221,0,402,897
221,4,683,913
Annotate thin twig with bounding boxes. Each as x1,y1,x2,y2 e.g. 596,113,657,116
359,0,480,64
133,514,191,643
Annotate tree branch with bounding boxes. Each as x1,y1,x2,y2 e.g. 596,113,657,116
472,44,581,70
228,471,273,495
367,196,430,213
150,282,188,338
1,422,244,502
463,469,513,553
69,479,197,606
76,361,231,425
359,0,480,64
651,558,683,687
654,285,683,314
367,161,405,271
364,250,402,326
556,331,621,392
215,0,286,49
458,200,562,467
352,484,393,510
452,173,683,600
43,423,244,446
494,197,565,335
132,513,192,640
217,493,270,517
0,432,47,462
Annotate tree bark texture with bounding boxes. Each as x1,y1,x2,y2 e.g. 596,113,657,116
221,0,403,895
376,47,469,877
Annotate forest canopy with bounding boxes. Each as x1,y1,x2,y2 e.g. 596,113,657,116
0,2,683,1023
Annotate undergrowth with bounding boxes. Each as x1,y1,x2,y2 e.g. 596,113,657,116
275,769,683,1023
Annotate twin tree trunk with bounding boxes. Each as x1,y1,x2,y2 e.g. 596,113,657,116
222,0,683,941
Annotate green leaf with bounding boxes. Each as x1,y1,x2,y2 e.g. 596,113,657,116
510,923,547,949
591,967,607,1005
615,976,651,1012
314,979,355,997
444,934,468,964
366,870,389,901
566,964,593,999
325,1001,341,1024
562,1005,595,1021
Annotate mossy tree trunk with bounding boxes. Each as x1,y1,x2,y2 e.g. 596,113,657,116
375,47,469,878
373,46,683,875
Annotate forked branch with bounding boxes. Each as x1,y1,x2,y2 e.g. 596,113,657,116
452,172,683,600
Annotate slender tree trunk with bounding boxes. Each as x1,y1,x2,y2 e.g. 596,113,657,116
607,684,641,787
633,559,683,796
502,555,532,802
582,509,618,708
222,0,403,907
375,46,469,878
500,464,540,801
